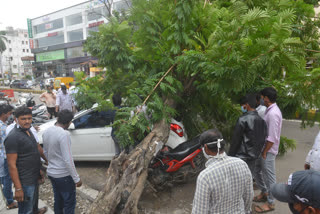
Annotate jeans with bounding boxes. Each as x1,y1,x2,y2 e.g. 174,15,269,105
254,152,276,204
244,159,256,180
18,185,36,214
33,184,39,213
49,175,76,214
0,159,14,205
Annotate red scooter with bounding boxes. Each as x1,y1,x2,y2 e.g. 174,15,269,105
148,135,205,190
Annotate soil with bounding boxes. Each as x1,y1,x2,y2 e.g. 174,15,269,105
39,177,92,214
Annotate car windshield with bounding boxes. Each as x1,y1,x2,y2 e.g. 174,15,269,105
73,110,115,129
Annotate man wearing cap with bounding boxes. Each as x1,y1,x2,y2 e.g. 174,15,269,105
192,129,253,214
271,170,320,214
55,85,73,113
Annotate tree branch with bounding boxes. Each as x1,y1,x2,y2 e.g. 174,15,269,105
136,64,177,115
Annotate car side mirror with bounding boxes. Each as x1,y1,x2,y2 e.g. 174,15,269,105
68,123,75,130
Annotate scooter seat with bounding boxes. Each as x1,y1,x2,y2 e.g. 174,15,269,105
165,135,201,161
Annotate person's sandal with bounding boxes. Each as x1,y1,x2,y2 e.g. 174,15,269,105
38,206,48,214
253,193,268,202
7,201,18,210
254,203,275,213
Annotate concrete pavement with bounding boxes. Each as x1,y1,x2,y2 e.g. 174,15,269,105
0,199,53,214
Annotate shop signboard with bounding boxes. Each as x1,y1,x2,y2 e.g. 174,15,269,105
27,18,33,38
89,21,104,28
48,32,58,37
36,50,65,62
29,39,34,49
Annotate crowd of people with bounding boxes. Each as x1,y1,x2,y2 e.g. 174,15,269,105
0,85,319,214
192,87,320,214
0,105,80,214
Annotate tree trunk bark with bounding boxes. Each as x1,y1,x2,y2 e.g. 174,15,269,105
88,118,170,214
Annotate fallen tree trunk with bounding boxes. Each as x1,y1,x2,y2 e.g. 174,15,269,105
88,118,170,214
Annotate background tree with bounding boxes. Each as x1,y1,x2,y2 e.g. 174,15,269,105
76,0,320,213
0,31,7,78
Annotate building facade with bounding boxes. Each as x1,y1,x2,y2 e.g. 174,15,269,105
0,27,34,79
28,0,130,78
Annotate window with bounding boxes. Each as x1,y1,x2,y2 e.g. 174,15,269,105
26,41,28,45
87,8,103,21
66,13,83,26
8,40,11,44
87,26,99,37
73,110,114,129
13,65,17,68
9,48,12,52
35,31,64,48
24,34,27,38
9,57,13,61
22,41,24,44
67,29,83,42
23,49,25,52
67,46,85,58
34,18,63,34
27,49,29,53
114,0,131,12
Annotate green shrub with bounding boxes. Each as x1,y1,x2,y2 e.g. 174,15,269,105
278,136,297,156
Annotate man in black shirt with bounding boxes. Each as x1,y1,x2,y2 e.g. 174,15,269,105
5,106,42,214
229,93,268,175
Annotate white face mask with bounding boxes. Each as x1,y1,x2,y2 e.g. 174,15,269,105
202,139,226,160
202,147,213,159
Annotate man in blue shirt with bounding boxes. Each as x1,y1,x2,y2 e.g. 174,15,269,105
0,104,17,210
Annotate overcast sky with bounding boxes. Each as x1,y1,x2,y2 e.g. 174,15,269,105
0,0,86,30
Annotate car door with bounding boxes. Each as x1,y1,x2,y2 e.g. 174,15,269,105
68,109,116,161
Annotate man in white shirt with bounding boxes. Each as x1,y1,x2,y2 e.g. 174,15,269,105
256,93,267,119
305,131,320,171
55,85,73,113
43,110,81,214
192,129,253,214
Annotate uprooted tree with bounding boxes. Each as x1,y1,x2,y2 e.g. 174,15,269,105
74,0,320,213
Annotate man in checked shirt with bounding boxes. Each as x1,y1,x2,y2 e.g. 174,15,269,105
192,129,253,214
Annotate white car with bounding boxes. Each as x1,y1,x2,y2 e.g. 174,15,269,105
37,104,187,161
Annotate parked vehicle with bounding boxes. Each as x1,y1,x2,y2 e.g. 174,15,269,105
53,77,74,90
0,92,10,104
37,104,188,161
4,79,10,86
10,80,31,89
148,135,205,190
17,93,35,107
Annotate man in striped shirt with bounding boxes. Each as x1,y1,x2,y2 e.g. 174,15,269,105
192,129,253,214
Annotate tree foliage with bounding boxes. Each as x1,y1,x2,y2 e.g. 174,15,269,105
0,31,7,54
80,0,320,147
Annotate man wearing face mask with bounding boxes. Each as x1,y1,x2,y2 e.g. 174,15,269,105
192,129,253,214
254,87,282,213
55,85,74,113
4,107,43,214
229,93,268,177
256,92,267,119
